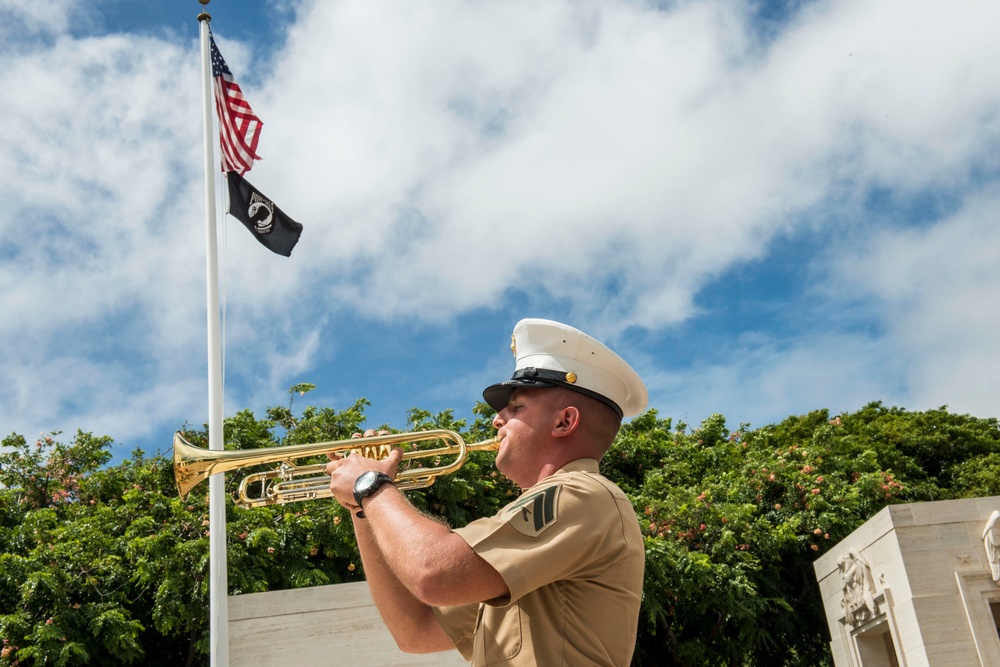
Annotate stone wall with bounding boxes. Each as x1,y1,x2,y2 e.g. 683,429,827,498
229,581,466,666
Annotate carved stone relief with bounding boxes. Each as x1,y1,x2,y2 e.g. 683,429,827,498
838,547,878,626
984,510,1000,584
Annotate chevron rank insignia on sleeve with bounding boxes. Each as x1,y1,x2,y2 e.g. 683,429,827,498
503,485,560,537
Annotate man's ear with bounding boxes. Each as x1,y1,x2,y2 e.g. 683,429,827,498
552,406,580,439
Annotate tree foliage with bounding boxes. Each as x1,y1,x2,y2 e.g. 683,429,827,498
610,403,1000,666
2,398,998,666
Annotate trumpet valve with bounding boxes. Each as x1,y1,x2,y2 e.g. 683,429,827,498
350,443,394,459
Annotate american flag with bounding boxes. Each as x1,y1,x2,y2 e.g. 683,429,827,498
211,33,262,174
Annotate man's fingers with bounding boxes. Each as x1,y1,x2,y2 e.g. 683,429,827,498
386,447,404,466
352,429,389,438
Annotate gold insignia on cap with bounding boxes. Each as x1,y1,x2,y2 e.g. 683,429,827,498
565,372,577,384
510,334,517,357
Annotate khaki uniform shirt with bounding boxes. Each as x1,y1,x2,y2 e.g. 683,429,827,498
433,459,644,666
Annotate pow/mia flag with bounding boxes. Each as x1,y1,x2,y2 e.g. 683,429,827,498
226,171,303,257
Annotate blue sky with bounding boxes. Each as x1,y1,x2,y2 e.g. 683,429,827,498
3,0,1000,462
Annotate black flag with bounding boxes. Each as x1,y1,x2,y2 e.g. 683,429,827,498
226,171,303,256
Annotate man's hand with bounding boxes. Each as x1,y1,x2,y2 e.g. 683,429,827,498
325,430,403,514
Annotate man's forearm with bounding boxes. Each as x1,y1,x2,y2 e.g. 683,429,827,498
360,486,508,607
352,511,455,653
326,448,506,616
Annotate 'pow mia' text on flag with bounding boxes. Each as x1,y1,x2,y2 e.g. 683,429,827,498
226,172,303,257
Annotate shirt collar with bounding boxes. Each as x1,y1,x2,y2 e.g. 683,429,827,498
554,458,600,475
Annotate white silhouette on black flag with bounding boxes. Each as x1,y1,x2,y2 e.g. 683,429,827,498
226,171,303,257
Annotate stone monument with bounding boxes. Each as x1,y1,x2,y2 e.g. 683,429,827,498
813,496,1000,667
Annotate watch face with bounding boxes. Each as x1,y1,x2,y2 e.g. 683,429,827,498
353,471,393,515
356,470,378,493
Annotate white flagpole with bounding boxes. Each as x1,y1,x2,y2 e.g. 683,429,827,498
198,2,229,665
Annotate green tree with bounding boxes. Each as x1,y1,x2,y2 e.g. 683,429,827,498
0,403,371,667
601,402,1000,666
0,431,149,666
0,397,516,666
2,399,999,666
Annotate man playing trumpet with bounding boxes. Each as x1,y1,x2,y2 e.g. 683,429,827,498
325,318,648,666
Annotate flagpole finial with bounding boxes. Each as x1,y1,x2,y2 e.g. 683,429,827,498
198,0,211,22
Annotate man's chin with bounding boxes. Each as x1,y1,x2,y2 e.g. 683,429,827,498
494,446,509,476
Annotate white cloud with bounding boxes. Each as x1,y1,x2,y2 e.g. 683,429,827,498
254,0,1000,334
650,184,1000,430
647,332,900,430
828,188,1000,418
0,30,209,440
3,0,1000,447
0,0,83,38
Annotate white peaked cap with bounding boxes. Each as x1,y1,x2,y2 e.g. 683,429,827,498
483,319,649,418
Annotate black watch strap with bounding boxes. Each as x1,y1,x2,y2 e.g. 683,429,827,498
353,471,395,518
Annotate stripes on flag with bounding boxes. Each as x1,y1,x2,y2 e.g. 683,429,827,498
210,32,262,175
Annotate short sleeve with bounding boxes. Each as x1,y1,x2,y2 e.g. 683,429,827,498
432,602,479,660
454,473,629,604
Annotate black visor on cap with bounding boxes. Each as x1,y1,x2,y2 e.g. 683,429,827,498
482,367,624,418
482,378,559,413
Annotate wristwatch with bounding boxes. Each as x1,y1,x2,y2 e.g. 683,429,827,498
352,471,395,518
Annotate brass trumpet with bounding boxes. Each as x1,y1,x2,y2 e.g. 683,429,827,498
173,429,500,508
